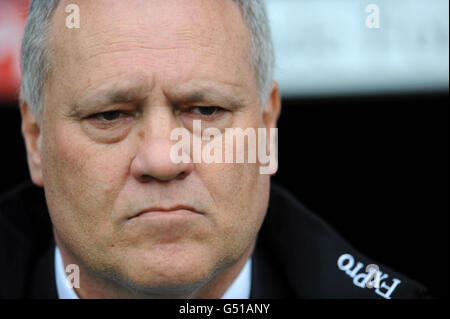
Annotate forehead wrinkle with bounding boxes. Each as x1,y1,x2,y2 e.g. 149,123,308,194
65,3,226,65
85,35,223,71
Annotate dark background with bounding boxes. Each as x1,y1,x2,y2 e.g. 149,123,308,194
0,91,448,298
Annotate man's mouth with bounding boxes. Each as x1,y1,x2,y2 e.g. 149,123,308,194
129,205,203,220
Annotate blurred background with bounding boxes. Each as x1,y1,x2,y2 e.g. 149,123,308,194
0,0,448,298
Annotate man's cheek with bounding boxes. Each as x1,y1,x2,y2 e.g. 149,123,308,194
199,162,259,223
42,134,110,220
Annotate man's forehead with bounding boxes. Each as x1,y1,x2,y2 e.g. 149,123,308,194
46,0,256,101
51,0,249,54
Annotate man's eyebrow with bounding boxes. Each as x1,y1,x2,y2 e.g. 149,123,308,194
74,83,246,113
171,88,246,110
74,83,150,112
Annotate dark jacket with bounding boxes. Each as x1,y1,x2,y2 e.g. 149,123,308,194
0,181,431,299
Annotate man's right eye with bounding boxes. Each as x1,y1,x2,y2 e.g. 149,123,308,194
82,109,136,142
94,111,124,121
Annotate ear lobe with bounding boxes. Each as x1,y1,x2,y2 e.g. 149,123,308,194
20,101,44,187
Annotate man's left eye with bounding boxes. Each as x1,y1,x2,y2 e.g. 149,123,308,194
191,107,221,116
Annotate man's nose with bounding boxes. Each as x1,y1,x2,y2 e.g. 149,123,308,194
130,107,193,183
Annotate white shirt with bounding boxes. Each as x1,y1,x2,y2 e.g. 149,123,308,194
55,246,252,299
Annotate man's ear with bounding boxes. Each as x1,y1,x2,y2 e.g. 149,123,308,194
262,81,281,129
20,101,44,187
261,81,281,176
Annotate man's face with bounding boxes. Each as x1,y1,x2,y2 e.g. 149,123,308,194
25,0,279,294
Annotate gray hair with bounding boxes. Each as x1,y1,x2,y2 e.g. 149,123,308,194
20,0,275,119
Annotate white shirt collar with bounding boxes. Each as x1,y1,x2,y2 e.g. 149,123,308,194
55,245,251,299
221,257,252,299
54,245,79,299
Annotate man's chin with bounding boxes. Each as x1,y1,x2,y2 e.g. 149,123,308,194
111,247,220,296
115,268,214,298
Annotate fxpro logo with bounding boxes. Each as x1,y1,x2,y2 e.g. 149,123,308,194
170,120,278,175
337,253,402,299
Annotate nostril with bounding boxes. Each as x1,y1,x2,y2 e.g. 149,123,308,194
175,171,188,180
139,174,153,183
138,170,188,183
